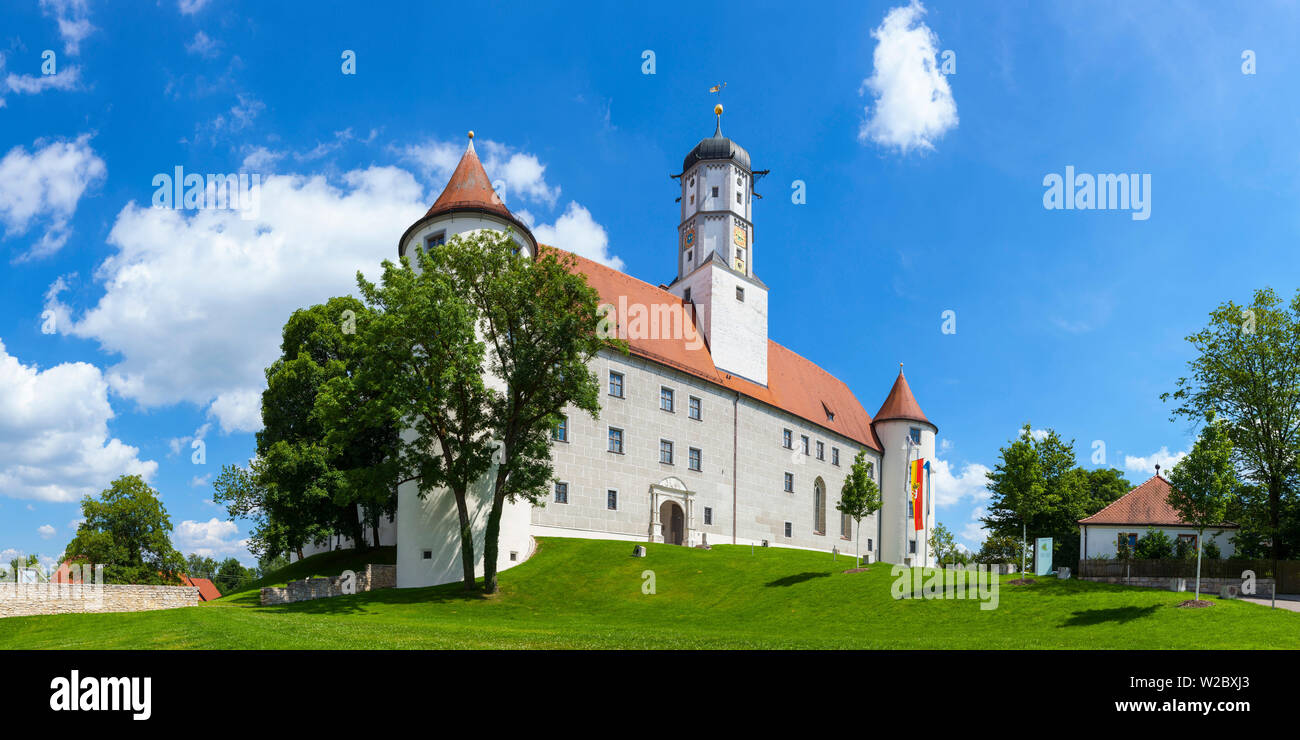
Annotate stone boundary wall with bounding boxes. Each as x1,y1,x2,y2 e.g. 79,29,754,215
1080,575,1274,596
0,583,199,619
261,564,396,606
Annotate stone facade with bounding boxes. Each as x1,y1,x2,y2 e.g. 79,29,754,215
0,582,198,619
260,564,396,606
535,348,886,556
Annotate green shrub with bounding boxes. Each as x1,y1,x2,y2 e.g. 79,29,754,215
1134,528,1174,559
1202,539,1222,560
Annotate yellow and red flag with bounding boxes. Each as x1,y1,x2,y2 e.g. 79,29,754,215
911,458,925,530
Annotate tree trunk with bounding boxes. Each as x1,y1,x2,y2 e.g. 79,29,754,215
348,510,367,552
452,489,477,591
482,490,506,594
296,547,305,561
1270,476,1281,607
1194,529,1203,602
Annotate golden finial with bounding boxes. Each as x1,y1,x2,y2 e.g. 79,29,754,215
714,103,723,116
467,130,475,140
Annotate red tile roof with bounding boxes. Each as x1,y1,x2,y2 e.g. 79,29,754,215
874,368,933,429
549,246,883,451
425,138,513,221
1078,475,1238,527
179,575,222,602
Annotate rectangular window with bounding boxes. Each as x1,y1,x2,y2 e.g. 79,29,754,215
867,538,873,552
425,231,446,249
660,386,674,413
909,539,917,554
607,490,618,511
783,429,793,449
711,185,719,198
608,427,624,454
660,439,674,465
816,441,824,460
841,512,852,538
683,286,691,302
688,447,701,471
801,435,810,455
554,482,568,504
909,427,922,445
783,472,794,493
609,371,624,398
689,396,702,420
704,506,713,525
736,286,745,302
832,447,840,466
552,416,568,442
784,522,792,538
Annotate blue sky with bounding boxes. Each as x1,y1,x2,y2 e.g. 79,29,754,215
2,0,1298,565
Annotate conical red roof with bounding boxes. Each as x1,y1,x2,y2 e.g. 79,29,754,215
425,139,513,221
873,368,932,427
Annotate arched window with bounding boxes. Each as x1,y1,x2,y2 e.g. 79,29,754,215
813,478,826,535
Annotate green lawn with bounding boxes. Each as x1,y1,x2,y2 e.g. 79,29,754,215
2,538,1296,649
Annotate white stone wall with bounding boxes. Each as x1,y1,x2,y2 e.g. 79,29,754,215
532,347,882,560
1079,524,1237,559
0,583,198,618
705,266,767,385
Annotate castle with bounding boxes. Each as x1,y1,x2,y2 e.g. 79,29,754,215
323,109,938,587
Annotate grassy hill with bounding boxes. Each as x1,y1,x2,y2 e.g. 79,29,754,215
2,538,1297,649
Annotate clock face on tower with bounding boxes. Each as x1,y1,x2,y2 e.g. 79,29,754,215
684,229,695,248
733,225,747,248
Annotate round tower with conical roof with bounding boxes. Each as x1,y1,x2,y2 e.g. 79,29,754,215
391,131,537,588
397,131,538,263
872,366,937,566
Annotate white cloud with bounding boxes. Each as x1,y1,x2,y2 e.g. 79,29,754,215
185,31,221,59
175,518,248,558
0,134,106,260
1124,446,1187,476
958,506,989,551
859,0,957,153
38,524,56,540
5,65,82,96
0,338,157,502
526,202,624,269
46,166,427,433
178,0,211,14
39,0,96,55
929,455,990,508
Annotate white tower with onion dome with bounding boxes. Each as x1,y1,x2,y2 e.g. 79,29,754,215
666,105,770,386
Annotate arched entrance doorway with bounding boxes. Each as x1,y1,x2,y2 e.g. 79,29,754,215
659,500,685,545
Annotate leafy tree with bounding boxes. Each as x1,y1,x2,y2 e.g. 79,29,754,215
837,451,882,566
1163,287,1300,573
1133,528,1174,560
330,242,497,590
65,475,185,585
215,297,399,560
185,553,219,578
983,424,1049,578
441,234,618,595
928,522,957,566
983,424,1130,571
1167,419,1238,601
973,534,1026,565
215,557,251,592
